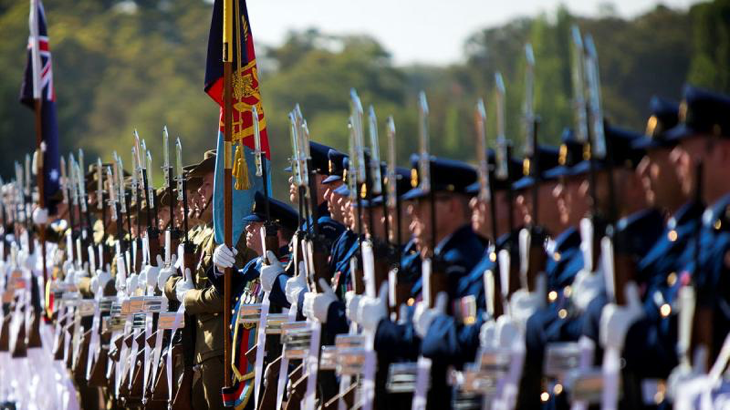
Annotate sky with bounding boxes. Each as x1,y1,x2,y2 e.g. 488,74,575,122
246,0,703,66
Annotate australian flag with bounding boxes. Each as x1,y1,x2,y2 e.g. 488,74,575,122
19,0,60,210
204,0,271,248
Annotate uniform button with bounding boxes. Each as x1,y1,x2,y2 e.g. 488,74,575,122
667,272,677,287
558,309,568,319
548,291,558,302
407,298,415,306
715,220,722,230
553,384,563,395
563,286,572,298
489,252,497,262
660,304,671,317
553,252,561,262
668,230,678,242
541,392,550,402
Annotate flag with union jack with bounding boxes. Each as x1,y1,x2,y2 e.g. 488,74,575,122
205,0,271,247
19,0,61,210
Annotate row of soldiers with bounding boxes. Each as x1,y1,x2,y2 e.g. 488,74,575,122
3,28,730,410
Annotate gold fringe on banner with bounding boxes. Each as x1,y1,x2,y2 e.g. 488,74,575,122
233,144,251,190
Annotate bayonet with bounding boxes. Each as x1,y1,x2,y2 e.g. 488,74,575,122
386,116,398,248
417,92,431,194
162,127,170,189
523,43,536,158
97,158,104,210
367,106,383,196
584,35,606,160
495,72,508,181
475,99,491,203
175,139,184,203
253,106,264,178
571,26,589,144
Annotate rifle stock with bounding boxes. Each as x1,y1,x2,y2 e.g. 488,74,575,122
0,314,11,352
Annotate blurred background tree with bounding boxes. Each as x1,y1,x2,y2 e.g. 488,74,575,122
0,0,727,200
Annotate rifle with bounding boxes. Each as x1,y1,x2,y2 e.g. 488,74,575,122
411,91,449,410
171,139,196,410
520,44,547,294
251,105,282,410
475,98,504,319
385,116,412,316
494,73,521,300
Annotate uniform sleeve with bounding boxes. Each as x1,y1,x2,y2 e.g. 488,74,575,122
324,301,349,336
183,286,223,314
269,273,291,308
77,277,94,298
420,314,482,367
164,276,181,301
374,319,421,362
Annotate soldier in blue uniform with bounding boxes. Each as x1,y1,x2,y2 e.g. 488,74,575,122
209,191,299,308
662,86,730,376
285,141,346,248
362,156,483,409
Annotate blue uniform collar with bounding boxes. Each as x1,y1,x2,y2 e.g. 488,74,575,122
434,224,475,257
668,200,705,230
553,226,581,253
702,193,730,228
616,208,659,232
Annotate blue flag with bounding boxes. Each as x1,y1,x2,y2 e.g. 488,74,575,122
20,0,60,210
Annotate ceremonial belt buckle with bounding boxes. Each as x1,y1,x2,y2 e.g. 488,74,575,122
281,321,311,359
544,342,582,381
157,312,184,330
334,334,366,375
238,303,263,325
99,297,115,313
460,347,511,396
143,296,166,313
61,292,80,307
78,300,96,317
129,296,146,314
264,313,288,335
319,345,337,370
386,362,421,393
563,367,605,405
132,313,146,329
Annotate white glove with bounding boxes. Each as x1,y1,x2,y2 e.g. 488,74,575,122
142,255,163,290
23,251,38,272
126,274,139,296
509,273,547,326
480,319,497,348
303,278,337,323
600,282,644,350
285,262,308,306
495,315,521,348
571,268,605,312
260,251,284,292
359,282,389,333
32,208,48,225
157,254,177,292
93,268,112,296
667,347,709,402
175,268,195,303
397,304,409,325
63,260,74,276
414,292,448,339
345,291,363,323
213,244,237,273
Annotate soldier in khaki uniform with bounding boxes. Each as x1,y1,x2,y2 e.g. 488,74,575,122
164,151,255,409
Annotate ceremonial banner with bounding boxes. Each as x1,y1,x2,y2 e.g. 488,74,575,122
205,0,271,246
20,0,60,209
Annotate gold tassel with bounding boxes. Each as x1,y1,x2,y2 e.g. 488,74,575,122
233,144,251,190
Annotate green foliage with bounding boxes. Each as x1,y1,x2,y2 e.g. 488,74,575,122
0,0,724,201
